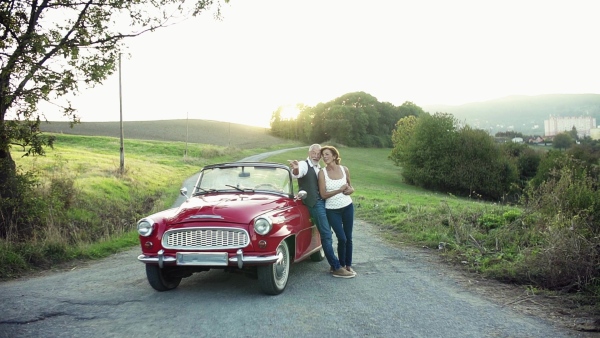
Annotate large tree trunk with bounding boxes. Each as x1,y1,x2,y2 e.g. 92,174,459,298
0,147,17,238
0,99,18,238
0,149,16,192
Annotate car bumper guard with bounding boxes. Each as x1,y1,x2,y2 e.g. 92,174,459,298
138,249,282,269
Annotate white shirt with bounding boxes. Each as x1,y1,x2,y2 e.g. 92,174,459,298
292,157,320,179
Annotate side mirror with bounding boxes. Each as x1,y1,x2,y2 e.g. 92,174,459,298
295,190,307,200
180,187,188,198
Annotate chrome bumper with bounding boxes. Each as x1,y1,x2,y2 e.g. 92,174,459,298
138,249,282,269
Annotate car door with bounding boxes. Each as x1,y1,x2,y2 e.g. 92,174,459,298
292,199,321,260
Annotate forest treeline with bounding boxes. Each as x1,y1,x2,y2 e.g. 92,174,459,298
269,92,424,147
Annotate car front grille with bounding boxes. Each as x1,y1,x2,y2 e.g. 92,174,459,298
162,227,250,250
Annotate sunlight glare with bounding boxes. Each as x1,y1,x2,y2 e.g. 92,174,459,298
279,105,301,120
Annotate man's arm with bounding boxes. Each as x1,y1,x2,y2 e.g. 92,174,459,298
288,160,308,178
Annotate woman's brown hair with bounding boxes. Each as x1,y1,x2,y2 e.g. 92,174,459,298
321,145,341,165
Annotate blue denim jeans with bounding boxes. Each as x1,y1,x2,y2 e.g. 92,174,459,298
326,203,354,267
308,199,341,270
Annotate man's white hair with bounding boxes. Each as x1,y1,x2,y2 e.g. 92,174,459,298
309,144,321,151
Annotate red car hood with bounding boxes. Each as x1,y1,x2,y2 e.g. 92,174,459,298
167,193,288,225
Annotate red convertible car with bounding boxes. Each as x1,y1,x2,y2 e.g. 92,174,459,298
137,162,324,295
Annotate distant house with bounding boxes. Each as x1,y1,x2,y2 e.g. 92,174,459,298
528,136,544,144
511,137,524,143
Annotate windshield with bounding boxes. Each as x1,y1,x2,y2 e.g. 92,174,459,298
195,165,291,195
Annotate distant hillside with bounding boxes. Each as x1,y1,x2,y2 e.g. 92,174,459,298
40,119,284,149
423,94,600,135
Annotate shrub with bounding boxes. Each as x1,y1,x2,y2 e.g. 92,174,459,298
517,157,600,292
0,168,48,241
502,209,522,223
478,213,503,229
519,225,600,291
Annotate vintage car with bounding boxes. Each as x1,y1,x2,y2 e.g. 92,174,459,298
137,161,324,295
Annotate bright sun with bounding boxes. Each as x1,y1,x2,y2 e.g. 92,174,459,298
279,105,301,120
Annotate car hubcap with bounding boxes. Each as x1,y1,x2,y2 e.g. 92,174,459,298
274,245,288,284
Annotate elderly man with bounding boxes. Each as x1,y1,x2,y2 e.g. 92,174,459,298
289,144,355,279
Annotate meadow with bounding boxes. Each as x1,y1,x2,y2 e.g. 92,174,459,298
39,119,279,149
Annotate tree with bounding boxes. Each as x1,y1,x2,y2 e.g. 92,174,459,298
0,0,227,196
393,113,518,200
389,115,417,166
569,126,578,140
553,132,574,150
452,126,517,199
400,112,457,189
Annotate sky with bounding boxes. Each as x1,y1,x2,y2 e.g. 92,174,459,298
44,0,600,128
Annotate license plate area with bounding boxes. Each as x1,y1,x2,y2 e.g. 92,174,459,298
176,252,228,266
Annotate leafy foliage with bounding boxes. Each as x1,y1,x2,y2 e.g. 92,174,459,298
400,112,458,188
388,115,417,166
391,113,517,200
520,160,600,290
552,132,574,150
270,92,424,147
500,142,542,189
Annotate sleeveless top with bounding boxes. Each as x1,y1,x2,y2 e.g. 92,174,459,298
322,166,352,209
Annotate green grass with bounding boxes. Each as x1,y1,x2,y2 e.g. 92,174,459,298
266,147,487,227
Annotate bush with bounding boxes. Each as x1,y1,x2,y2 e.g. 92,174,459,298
502,209,522,223
517,158,600,292
0,168,48,241
395,114,518,200
519,225,600,291
478,213,503,229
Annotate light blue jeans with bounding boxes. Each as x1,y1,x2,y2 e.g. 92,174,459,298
308,199,341,270
326,203,354,267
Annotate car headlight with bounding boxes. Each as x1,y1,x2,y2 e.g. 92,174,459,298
254,217,272,235
137,219,155,237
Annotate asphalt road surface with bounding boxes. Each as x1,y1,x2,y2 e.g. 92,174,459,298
0,149,588,338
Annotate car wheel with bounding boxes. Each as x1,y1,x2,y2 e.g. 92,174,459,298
257,240,290,295
310,247,325,262
145,265,182,291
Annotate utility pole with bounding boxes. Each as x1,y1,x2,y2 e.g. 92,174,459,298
119,53,125,175
185,112,189,159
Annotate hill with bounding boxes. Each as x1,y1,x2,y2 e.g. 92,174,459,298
40,119,284,149
423,93,600,136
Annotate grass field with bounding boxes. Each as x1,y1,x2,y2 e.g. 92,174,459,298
40,119,281,149
266,146,493,236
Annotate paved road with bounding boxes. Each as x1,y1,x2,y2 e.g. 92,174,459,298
0,148,587,338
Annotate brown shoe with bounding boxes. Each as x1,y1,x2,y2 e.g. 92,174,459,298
332,267,355,278
345,266,356,275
